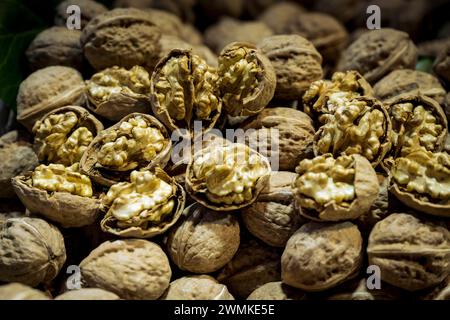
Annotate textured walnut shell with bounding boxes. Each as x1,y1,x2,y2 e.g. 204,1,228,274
281,221,363,291
166,203,240,274
258,35,323,100
26,27,83,71
54,0,108,29
0,217,66,287
216,238,281,299
80,113,172,187
367,213,450,291
100,168,186,238
422,276,450,300
258,2,305,34
434,43,450,86
80,239,171,300
80,8,161,71
16,66,85,131
0,283,50,300
242,107,315,171
162,275,235,300
241,172,305,247
55,288,120,300
337,29,418,84
11,174,101,228
247,281,307,300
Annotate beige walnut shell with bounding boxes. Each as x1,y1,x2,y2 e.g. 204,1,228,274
16,66,85,131
258,35,323,100
162,275,235,300
258,2,305,34
241,172,305,247
0,283,50,300
80,113,172,187
55,288,120,300
247,281,307,300
367,213,450,291
80,239,171,300
166,203,240,274
55,0,108,29
80,8,161,71
0,217,66,287
281,221,363,292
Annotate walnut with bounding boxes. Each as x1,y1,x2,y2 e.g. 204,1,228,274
241,107,315,171
86,66,153,121
32,106,103,166
445,93,450,124
422,276,450,300
80,239,171,300
326,278,403,300
314,96,392,167
26,27,83,71
374,70,446,105
247,281,307,300
258,2,305,34
242,172,305,247
166,203,240,273
186,142,271,210
433,43,450,86
151,49,221,136
216,238,281,299
55,0,108,29
100,167,185,238
389,149,450,218
80,113,172,186
55,288,120,300
144,8,184,37
162,275,235,300
12,163,101,228
0,283,50,300
80,8,161,71
258,35,323,100
386,94,447,158
0,217,66,286
16,66,85,131
293,154,379,221
218,42,276,117
367,213,450,291
281,221,363,291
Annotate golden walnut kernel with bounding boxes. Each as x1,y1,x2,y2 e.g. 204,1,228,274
151,49,221,135
55,0,107,29
386,94,447,158
12,163,101,228
162,275,235,300
368,213,450,291
293,154,379,221
281,221,363,292
314,96,392,167
80,113,171,186
86,66,152,121
218,42,276,117
390,149,450,217
33,106,103,166
0,283,50,300
247,281,307,300
55,288,120,300
80,239,171,300
166,203,240,274
0,217,66,287
186,142,271,210
101,167,185,238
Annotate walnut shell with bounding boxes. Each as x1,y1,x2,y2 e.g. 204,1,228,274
445,92,450,124
434,43,450,86
337,29,418,84
258,2,305,34
281,221,363,291
241,171,305,247
258,35,323,100
55,0,108,29
16,66,85,131
367,213,450,291
55,288,120,300
326,278,404,300
166,203,240,274
80,8,161,71
0,283,50,300
247,281,307,300
80,113,172,187
0,217,66,286
162,275,235,300
422,276,450,300
80,239,171,300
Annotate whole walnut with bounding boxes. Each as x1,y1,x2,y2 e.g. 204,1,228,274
166,203,240,273
159,35,217,67
55,288,120,300
258,2,305,34
434,43,450,87
0,217,66,287
0,283,50,300
337,29,418,84
367,213,450,291
26,27,83,71
80,239,171,300
216,238,282,299
247,281,307,300
241,108,315,171
258,35,323,100
80,8,162,71
241,172,305,247
162,275,235,300
16,66,85,131
281,221,363,291
55,0,108,29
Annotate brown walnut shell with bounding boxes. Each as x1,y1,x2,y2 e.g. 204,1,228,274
0,283,50,300
258,2,305,34
162,275,235,300
433,43,450,87
55,288,120,300
247,281,307,300
55,0,108,29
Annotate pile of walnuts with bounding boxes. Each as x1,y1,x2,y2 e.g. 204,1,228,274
1,0,449,301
